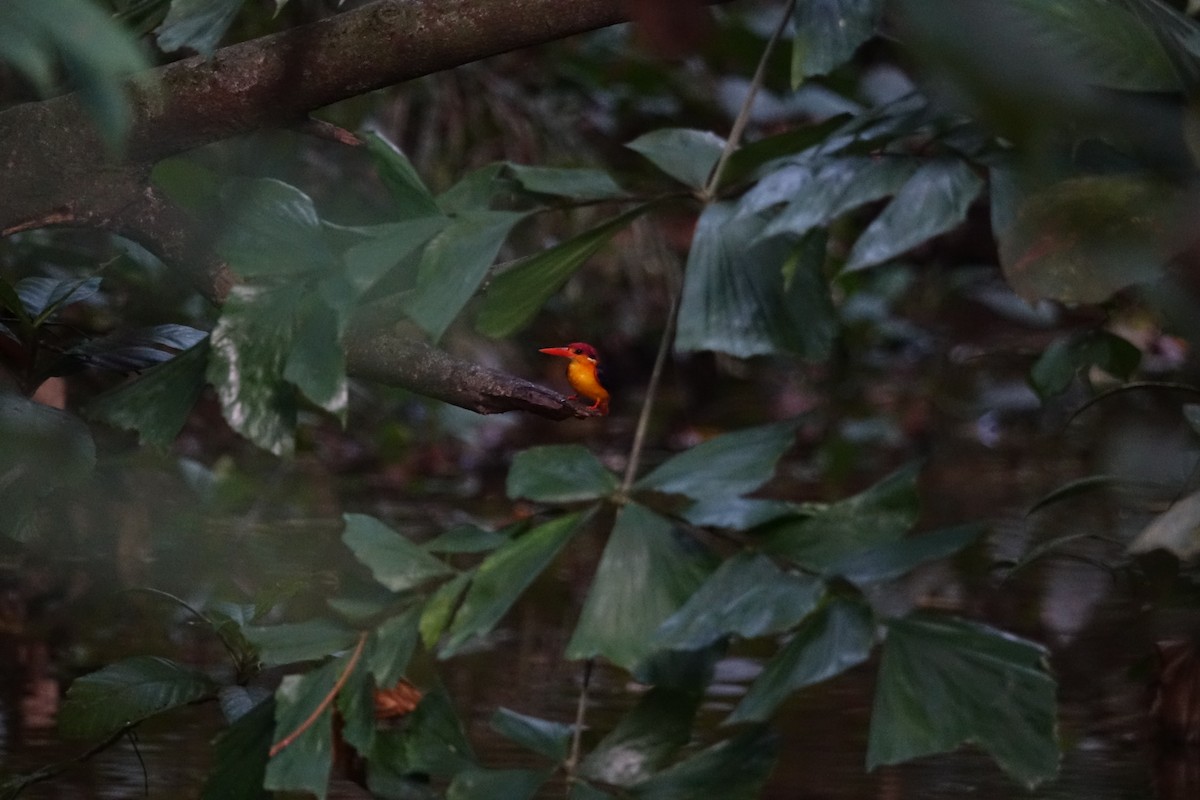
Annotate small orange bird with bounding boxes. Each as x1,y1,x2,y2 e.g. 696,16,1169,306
539,342,610,415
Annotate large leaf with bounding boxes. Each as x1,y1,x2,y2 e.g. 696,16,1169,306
368,606,422,687
66,324,208,374
476,204,652,337
342,216,449,298
402,210,527,340
283,297,347,418
823,524,985,585
566,504,714,670
998,175,1184,304
507,445,619,504
0,0,149,144
156,0,244,55
490,708,572,762
761,462,920,570
58,657,218,740
207,283,304,455
439,512,586,657
365,133,443,218
635,419,800,500
420,571,472,650
792,0,884,82
867,614,1059,788
507,164,628,201
1129,487,1200,559
243,619,359,666
581,688,701,787
630,726,778,800
626,129,725,189
844,158,983,271
655,552,823,651
1029,330,1142,399
674,202,836,358
368,686,476,779
342,513,454,592
201,698,274,800
265,658,342,799
17,276,102,324
447,769,547,800
217,179,335,277
729,595,875,723
85,340,210,449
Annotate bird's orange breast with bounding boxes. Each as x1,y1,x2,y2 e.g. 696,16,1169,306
567,359,609,406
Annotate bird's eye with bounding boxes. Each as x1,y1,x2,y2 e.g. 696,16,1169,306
571,348,582,355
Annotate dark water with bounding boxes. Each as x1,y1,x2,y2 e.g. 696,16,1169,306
3,395,1199,799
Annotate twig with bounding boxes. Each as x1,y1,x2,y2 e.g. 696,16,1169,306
268,632,369,758
564,658,595,789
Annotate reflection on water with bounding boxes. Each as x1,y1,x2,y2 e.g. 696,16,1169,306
3,417,1200,799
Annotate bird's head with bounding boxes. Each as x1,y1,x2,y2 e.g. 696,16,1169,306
539,342,600,363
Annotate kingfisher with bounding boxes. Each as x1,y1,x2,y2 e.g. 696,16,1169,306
539,342,610,415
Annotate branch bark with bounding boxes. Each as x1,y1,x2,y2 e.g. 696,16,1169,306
0,0,717,419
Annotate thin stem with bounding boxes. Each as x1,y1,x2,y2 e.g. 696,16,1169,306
268,632,368,758
564,658,595,789
620,285,683,494
702,0,798,201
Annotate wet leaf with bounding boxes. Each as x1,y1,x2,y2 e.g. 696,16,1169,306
156,0,243,55
626,128,725,189
655,552,823,650
1029,331,1141,400
243,619,358,666
369,606,422,687
447,768,547,800
566,504,714,670
761,462,920,570
440,512,586,657
490,708,572,761
507,445,619,503
581,688,701,787
59,657,218,740
1129,487,1200,559
824,524,985,585
844,158,983,271
217,179,334,277
202,698,274,800
630,725,778,800
867,614,1059,788
402,210,527,341
265,658,341,799
85,341,209,449
998,175,1183,303
636,419,800,500
792,0,884,82
674,203,836,357
729,596,876,723
365,133,443,218
476,204,652,337
507,164,628,200
342,513,453,593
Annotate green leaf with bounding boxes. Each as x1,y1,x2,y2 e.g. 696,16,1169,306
998,176,1182,305
365,133,442,218
342,216,450,299
674,203,836,358
369,606,423,687
581,688,701,787
66,324,207,374
265,659,341,799
207,283,304,455
490,708,572,762
440,512,586,657
336,658,376,757
566,504,714,670
402,210,527,341
507,445,619,503
1027,474,1125,516
370,686,476,777
729,596,876,723
636,419,800,500
626,129,725,189
342,513,454,592
423,524,510,554
655,552,823,650
845,158,983,271
17,276,102,324
243,619,358,666
761,462,921,570
867,614,1059,788
630,726,779,800
507,164,628,200
156,0,244,55
447,769,547,800
792,0,883,82
679,497,795,530
85,340,209,449
476,204,652,337
1029,331,1141,400
823,524,985,585
420,571,471,650
284,298,347,418
217,179,334,277
59,657,218,740
1129,487,1200,559
438,163,506,214
201,698,274,800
